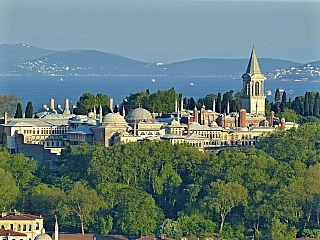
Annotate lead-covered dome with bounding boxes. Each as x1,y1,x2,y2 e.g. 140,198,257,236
126,107,152,123
34,228,52,240
102,113,127,127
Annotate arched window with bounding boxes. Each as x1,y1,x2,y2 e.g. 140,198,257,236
36,222,39,230
18,224,21,231
255,82,260,95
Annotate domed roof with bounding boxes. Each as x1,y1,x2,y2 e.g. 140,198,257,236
102,113,127,126
86,119,97,125
34,228,52,240
126,107,152,123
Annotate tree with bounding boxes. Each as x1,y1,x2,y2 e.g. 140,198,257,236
1,132,7,148
280,91,287,112
74,93,110,115
291,96,303,115
115,187,164,237
304,92,310,116
203,181,248,234
277,108,300,123
0,168,20,210
176,214,216,238
0,94,19,117
25,102,33,118
64,181,102,234
216,93,222,113
14,102,23,118
196,94,218,111
269,218,297,240
274,88,281,113
29,184,65,229
159,218,182,240
313,92,320,117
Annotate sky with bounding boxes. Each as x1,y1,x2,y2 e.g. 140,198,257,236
1,0,320,63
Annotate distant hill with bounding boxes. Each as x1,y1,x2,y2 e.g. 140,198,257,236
0,43,305,77
0,43,58,64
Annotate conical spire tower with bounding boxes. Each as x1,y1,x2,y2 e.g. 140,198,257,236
241,46,266,115
246,46,261,75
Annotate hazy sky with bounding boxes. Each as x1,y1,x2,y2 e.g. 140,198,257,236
1,0,320,63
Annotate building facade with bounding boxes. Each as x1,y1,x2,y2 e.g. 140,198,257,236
0,211,43,240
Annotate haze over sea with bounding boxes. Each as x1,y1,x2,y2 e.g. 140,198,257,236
2,76,320,111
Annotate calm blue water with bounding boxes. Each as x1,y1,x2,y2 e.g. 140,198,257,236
1,75,320,110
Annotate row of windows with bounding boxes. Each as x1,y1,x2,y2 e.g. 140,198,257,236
1,222,39,231
23,127,68,135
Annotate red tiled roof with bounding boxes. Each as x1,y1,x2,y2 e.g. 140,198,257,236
51,234,129,240
52,234,94,240
0,229,27,236
0,211,42,221
295,238,320,240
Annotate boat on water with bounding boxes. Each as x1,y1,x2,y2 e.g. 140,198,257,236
189,82,194,86
266,89,272,95
294,79,302,82
279,88,284,93
60,77,63,81
288,90,294,94
151,78,155,82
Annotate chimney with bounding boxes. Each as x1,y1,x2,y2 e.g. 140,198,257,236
223,113,227,129
281,118,285,129
109,98,113,113
201,105,205,125
4,111,8,124
240,109,247,128
49,98,55,110
269,111,274,127
63,99,71,114
187,112,190,134
193,107,198,123
235,113,238,131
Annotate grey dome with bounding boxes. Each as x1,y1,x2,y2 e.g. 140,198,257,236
102,113,127,126
34,228,52,240
126,107,152,123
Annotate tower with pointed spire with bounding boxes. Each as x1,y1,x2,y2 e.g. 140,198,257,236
241,46,266,115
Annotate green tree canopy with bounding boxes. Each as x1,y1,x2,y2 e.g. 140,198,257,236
0,94,19,117
0,168,20,210
25,101,33,118
14,102,23,118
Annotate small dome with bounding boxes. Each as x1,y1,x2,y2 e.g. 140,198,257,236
88,112,95,118
86,119,97,125
103,113,127,126
34,228,52,240
126,107,152,123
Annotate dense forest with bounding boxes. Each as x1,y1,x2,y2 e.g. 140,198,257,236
1,119,320,239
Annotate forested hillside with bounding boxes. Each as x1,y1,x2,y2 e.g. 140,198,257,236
1,120,320,239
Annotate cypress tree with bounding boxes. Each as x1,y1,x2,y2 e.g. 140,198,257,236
1,132,7,148
288,97,292,109
304,92,309,116
308,92,313,116
280,91,287,112
216,92,222,113
314,92,320,117
292,96,303,115
188,97,195,110
25,101,33,118
274,88,281,113
14,103,23,118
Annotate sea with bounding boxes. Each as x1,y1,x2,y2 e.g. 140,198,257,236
1,75,320,110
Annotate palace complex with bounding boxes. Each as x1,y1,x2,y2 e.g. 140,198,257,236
0,47,298,170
